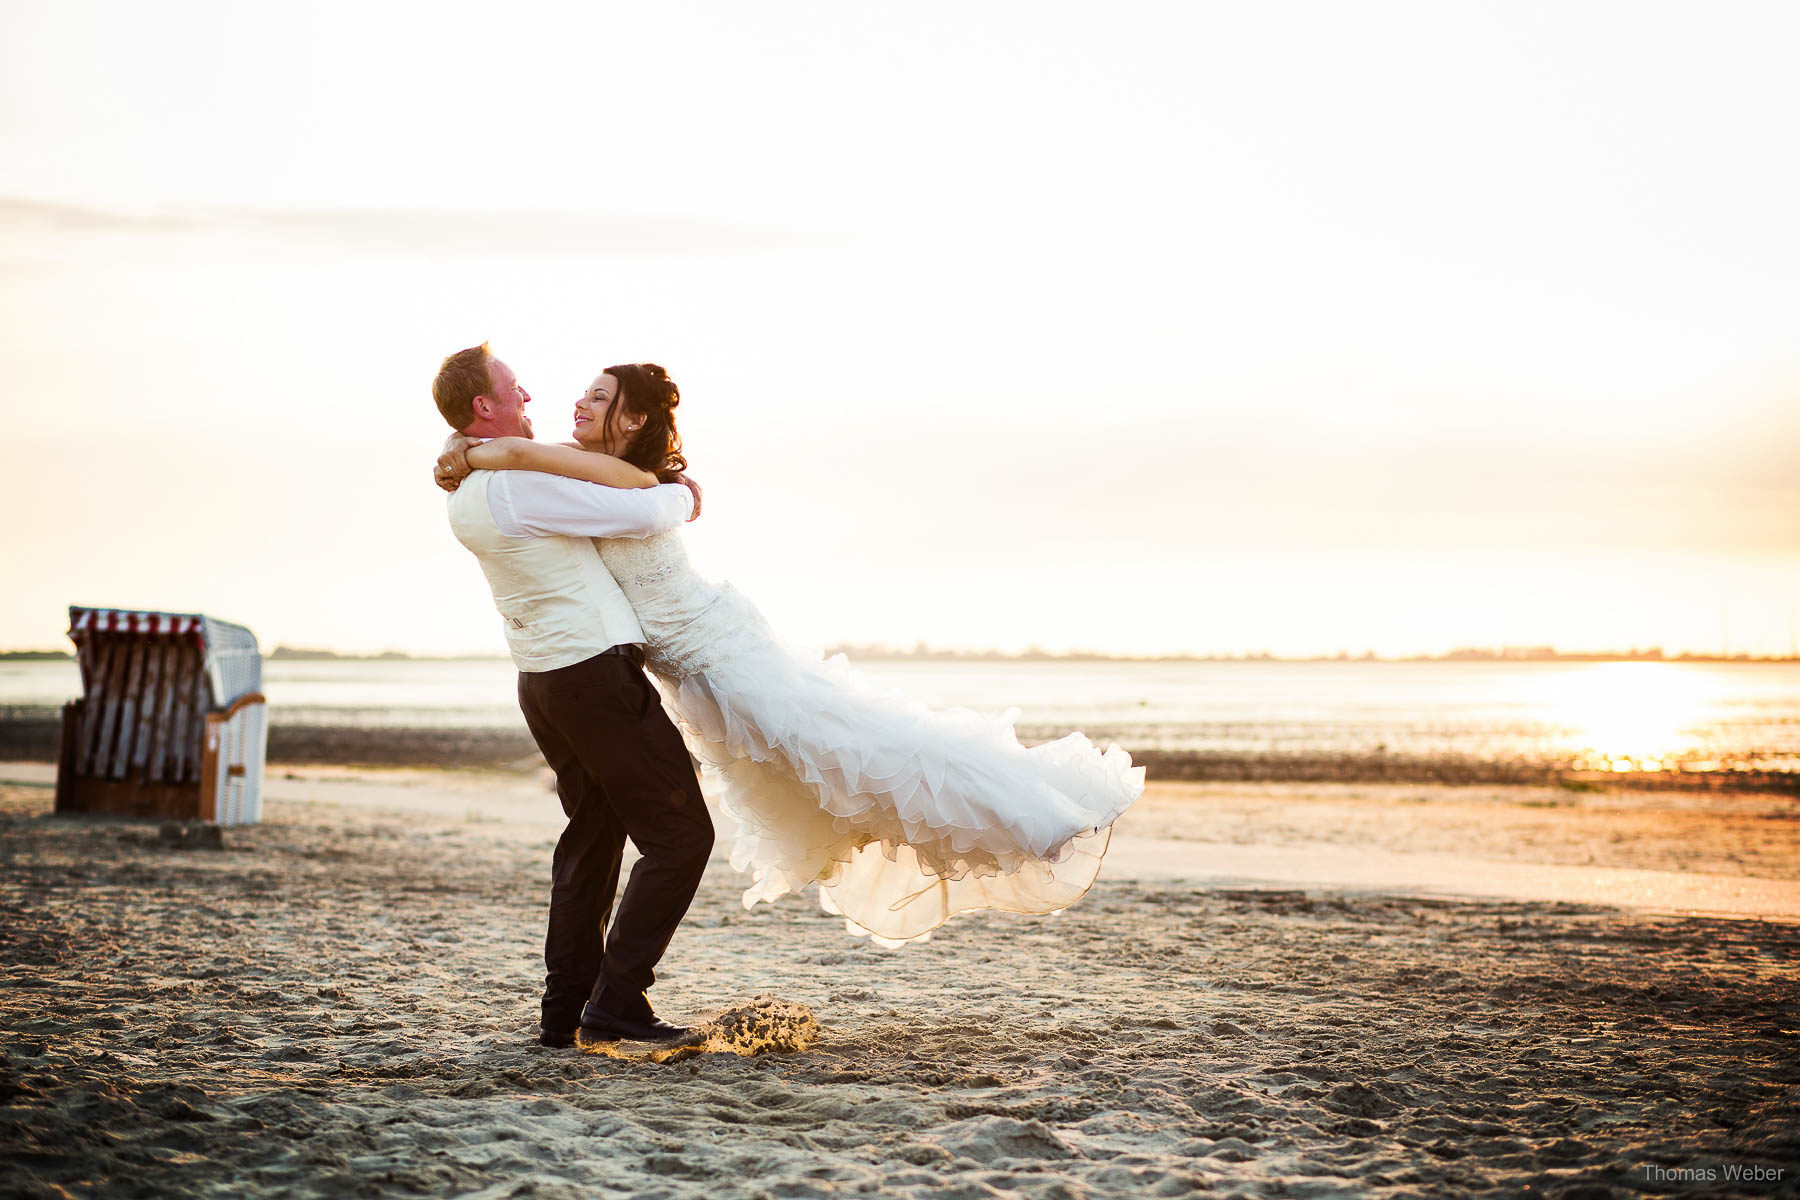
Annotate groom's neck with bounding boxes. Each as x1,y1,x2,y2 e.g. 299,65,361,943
463,419,529,439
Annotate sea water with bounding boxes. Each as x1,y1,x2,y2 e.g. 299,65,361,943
4,657,1796,773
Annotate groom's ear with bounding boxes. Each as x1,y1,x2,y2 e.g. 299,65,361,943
469,394,493,420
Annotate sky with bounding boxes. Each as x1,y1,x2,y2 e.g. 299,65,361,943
1,1,1796,658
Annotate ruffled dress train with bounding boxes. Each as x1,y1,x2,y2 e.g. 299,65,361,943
597,533,1146,946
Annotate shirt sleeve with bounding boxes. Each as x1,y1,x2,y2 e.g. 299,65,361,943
487,472,694,539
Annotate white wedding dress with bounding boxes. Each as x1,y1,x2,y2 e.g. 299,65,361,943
598,530,1145,946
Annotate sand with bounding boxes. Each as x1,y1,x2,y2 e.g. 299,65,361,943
2,767,1797,1199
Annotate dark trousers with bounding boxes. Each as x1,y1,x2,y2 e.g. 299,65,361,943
517,651,712,1031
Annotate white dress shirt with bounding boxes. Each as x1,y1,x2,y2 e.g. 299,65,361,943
483,472,693,539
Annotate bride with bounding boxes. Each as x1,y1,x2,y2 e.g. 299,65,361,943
436,362,1144,946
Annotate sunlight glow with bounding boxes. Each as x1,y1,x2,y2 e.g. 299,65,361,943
1544,663,1724,771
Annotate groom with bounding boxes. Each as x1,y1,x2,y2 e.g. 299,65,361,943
430,342,712,1047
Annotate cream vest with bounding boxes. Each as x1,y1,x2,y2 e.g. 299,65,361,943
447,470,646,672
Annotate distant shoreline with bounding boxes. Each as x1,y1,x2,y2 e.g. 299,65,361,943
4,647,1798,666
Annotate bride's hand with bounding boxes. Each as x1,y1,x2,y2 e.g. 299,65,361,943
674,473,702,521
434,435,482,492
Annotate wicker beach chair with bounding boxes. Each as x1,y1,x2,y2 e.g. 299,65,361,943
54,607,268,826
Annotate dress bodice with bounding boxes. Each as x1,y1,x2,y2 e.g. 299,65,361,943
597,532,770,679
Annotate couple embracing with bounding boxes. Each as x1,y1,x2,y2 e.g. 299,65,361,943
430,344,1144,1048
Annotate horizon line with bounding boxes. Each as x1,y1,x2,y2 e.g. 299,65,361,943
3,645,1797,665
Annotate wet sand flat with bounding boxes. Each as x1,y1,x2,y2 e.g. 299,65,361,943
1110,782,1800,920
2,770,1797,1199
1122,781,1800,883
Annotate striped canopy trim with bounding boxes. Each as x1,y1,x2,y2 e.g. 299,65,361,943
69,608,205,637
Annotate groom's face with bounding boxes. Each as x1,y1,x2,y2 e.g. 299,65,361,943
481,359,534,439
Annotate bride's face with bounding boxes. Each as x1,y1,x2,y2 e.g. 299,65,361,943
572,373,639,454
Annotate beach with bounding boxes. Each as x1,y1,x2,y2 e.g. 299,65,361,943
2,765,1796,1199
9,3,1800,1196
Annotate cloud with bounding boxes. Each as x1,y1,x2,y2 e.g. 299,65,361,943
0,195,821,257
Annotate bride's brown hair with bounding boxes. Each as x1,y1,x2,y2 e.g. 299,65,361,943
607,362,688,483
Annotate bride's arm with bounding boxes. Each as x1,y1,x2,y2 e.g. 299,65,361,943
465,438,661,488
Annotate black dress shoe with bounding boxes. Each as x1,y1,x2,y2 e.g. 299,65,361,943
539,1026,577,1048
578,1003,693,1043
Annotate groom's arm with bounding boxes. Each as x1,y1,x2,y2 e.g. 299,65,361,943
489,472,694,539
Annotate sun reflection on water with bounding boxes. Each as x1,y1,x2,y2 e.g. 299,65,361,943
1545,662,1724,772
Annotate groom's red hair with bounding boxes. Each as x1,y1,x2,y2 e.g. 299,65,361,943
433,342,494,431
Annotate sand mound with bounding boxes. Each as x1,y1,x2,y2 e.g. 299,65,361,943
581,995,820,1064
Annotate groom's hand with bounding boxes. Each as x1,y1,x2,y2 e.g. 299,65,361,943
674,473,702,521
434,435,478,493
